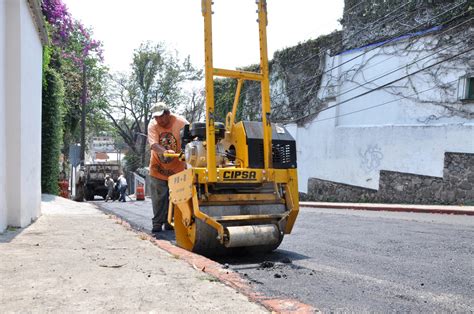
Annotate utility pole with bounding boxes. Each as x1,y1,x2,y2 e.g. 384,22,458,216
80,62,87,166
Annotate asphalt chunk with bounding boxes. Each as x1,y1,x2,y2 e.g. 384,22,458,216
260,261,275,269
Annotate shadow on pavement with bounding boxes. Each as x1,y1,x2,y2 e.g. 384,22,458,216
41,194,58,202
0,227,24,243
215,249,309,266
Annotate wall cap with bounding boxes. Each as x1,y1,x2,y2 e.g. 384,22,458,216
26,0,49,46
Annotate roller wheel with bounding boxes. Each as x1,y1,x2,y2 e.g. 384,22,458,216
173,209,230,256
173,205,285,256
174,223,284,256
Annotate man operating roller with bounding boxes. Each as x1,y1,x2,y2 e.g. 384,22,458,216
148,102,188,234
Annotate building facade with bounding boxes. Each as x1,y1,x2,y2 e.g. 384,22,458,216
90,135,116,153
0,0,48,232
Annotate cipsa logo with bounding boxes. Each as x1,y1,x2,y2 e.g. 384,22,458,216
222,170,257,181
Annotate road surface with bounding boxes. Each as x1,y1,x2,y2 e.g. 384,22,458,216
97,198,474,312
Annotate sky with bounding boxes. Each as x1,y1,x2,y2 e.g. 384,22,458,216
63,0,344,74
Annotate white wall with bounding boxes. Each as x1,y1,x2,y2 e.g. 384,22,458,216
295,121,473,191
292,34,474,192
5,0,21,228
2,0,43,230
0,0,7,232
20,0,42,224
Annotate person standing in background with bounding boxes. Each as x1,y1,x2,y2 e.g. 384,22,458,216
117,174,128,202
104,175,115,202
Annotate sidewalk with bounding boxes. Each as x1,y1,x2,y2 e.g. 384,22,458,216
0,195,268,313
300,201,474,215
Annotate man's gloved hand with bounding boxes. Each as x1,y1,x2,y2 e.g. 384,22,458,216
161,149,176,163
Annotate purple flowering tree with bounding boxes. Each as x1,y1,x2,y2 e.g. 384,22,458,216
42,0,103,62
42,0,109,165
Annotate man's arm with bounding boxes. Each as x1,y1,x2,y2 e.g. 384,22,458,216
148,121,175,155
151,143,168,154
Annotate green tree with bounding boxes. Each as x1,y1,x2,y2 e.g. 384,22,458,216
105,42,202,170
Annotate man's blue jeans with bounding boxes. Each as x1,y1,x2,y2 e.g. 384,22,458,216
119,185,127,202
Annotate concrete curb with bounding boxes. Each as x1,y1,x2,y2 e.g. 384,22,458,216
300,202,474,216
106,213,317,314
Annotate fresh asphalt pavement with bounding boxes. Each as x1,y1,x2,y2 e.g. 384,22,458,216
96,197,474,312
94,197,174,240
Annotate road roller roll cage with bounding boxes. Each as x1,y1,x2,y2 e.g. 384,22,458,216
201,0,273,180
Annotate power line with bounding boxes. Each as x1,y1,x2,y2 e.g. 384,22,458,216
321,1,469,76
268,22,472,118
284,7,472,101
343,2,413,44
262,13,473,114
215,1,470,111
306,79,459,124
281,36,464,116
282,0,420,71
334,31,469,99
313,45,474,114
291,45,474,123
214,0,432,108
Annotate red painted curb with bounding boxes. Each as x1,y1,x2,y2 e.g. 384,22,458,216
107,213,317,313
300,203,474,216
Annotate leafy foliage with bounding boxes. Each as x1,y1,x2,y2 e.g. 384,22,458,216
105,42,202,170
41,63,65,194
214,78,241,123
42,0,108,166
213,31,343,123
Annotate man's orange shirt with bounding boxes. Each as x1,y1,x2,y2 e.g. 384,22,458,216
148,114,188,181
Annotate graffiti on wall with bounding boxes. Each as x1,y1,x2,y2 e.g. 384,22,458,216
359,144,383,173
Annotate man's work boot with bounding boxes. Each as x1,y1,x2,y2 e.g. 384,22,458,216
152,226,162,233
163,223,174,231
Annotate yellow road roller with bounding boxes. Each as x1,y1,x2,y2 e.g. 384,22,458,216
165,0,299,255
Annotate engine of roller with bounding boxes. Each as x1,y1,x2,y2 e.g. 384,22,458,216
180,122,226,168
180,121,296,170
166,0,299,256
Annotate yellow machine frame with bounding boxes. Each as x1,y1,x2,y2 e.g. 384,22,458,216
166,0,299,252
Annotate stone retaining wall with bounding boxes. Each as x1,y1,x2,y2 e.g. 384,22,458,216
305,179,377,203
304,152,474,205
443,152,474,204
377,171,445,204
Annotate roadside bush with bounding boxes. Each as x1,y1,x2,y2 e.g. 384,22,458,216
41,66,65,194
